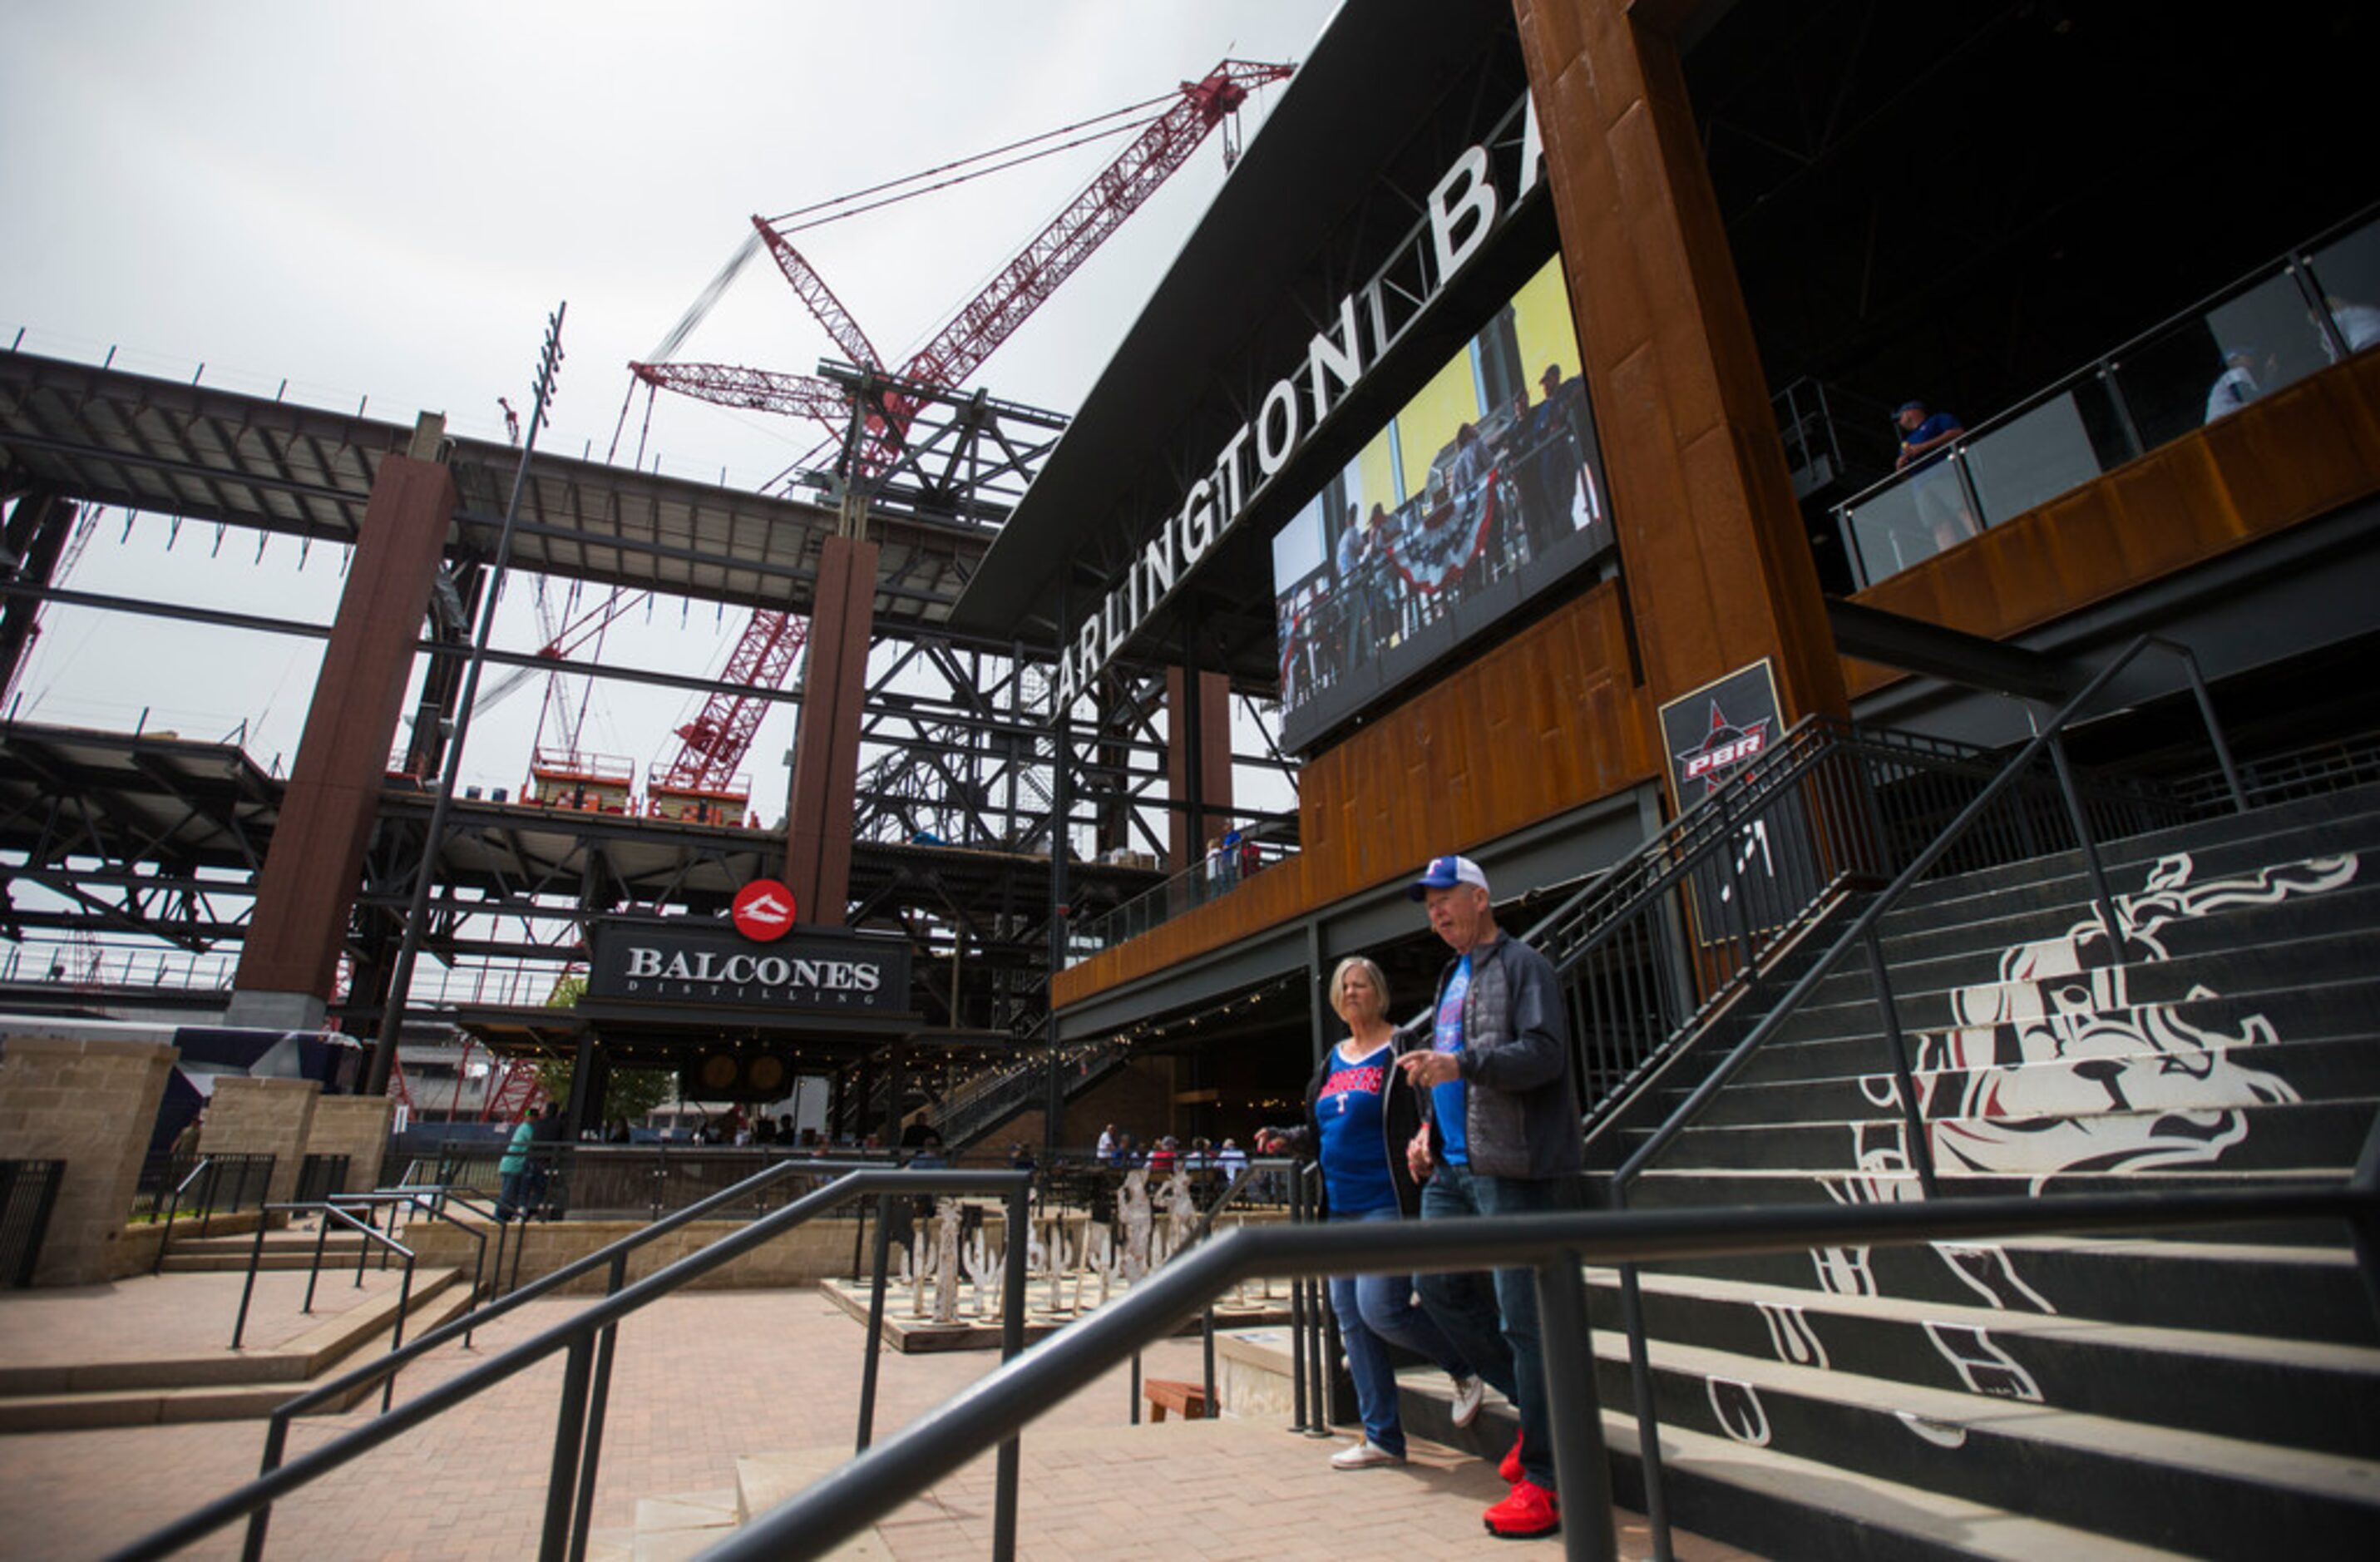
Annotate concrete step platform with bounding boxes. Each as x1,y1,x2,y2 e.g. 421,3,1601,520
0,1267,472,1431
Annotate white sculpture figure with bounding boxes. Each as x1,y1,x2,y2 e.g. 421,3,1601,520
933,1199,963,1324
1045,1224,1069,1314
963,1228,997,1321
909,1227,930,1318
1118,1170,1153,1284
1164,1168,1198,1243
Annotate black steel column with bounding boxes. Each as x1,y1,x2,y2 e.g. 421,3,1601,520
1044,590,1073,1160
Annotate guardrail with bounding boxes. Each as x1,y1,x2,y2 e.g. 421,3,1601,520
704,1177,2377,1562
1834,204,2379,587
111,1164,1031,1562
0,1159,64,1287
1606,632,2246,1554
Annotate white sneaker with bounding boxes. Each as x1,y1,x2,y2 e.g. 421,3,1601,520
1331,1439,1406,1470
1449,1372,1486,1429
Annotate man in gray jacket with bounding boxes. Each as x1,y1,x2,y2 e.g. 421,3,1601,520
1397,853,1579,1540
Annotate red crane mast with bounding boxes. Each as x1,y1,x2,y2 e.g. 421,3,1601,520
626,57,1293,798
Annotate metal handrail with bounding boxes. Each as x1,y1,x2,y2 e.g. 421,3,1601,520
229,1204,416,1398
328,1189,493,1336
1832,200,2378,526
154,1152,276,1271
704,1179,2374,1562
1608,631,2244,1557
111,1167,1031,1562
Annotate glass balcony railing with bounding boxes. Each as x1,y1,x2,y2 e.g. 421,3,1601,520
1065,824,1297,965
1838,206,2380,587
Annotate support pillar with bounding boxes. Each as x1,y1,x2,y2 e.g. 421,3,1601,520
783,536,878,926
305,1095,396,1195
0,1031,178,1286
1511,2,1848,731
1164,667,1233,871
203,1075,322,1208
232,420,458,1031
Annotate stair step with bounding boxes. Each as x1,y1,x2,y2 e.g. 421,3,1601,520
1874,853,2378,965
1645,1097,2380,1178
0,1269,472,1431
1890,785,2380,910
1637,1234,2380,1347
1784,925,2380,1040
1583,1266,2380,1460
1880,823,2380,937
1603,1332,2380,1557
1809,892,2380,1013
1751,986,2380,1080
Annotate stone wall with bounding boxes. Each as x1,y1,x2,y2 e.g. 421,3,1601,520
0,1031,178,1286
409,1216,856,1295
305,1095,395,1194
203,1076,319,1206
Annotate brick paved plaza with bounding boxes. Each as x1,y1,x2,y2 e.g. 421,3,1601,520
0,1275,1753,1560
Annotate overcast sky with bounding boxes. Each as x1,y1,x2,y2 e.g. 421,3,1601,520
0,2,1336,863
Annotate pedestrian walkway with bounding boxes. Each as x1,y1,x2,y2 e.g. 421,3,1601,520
0,1277,1758,1560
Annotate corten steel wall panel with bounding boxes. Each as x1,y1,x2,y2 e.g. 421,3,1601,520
783,536,876,924
236,455,456,999
1511,0,1847,740
1054,584,1654,1009
1164,667,1234,871
1844,353,2380,698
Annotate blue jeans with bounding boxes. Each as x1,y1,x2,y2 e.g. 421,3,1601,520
1326,1206,1474,1457
1414,1163,1574,1490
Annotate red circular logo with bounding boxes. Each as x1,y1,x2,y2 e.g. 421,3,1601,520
731,878,797,942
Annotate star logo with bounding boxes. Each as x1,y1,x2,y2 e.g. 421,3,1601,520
1674,699,1770,799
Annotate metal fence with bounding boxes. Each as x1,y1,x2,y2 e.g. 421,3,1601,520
294,1154,350,1205
0,1159,64,1287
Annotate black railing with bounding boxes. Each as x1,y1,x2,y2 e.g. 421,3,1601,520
1834,204,2379,587
111,1164,1031,1562
1606,632,2246,1558
1482,706,2210,1155
0,1158,64,1287
704,1178,2376,1562
293,1154,348,1205
151,1152,277,1270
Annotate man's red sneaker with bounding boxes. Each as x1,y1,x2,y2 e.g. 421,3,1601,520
1483,1477,1560,1539
1499,1429,1525,1484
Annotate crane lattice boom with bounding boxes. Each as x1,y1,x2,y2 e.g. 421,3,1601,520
625,57,1291,798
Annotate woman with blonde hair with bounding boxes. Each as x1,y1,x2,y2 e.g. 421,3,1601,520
1256,956,1484,1468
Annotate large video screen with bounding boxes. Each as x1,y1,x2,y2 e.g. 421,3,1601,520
1272,255,1614,751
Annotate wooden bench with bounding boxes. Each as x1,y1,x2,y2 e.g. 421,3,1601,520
1143,1377,1210,1422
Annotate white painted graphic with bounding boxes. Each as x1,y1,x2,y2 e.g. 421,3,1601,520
1912,853,2353,1188
1923,1322,2043,1401
1708,1377,1772,1446
1758,1302,1831,1370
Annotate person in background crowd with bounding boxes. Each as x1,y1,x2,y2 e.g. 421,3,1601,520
1217,1138,1249,1177
1148,1135,1179,1176
1257,956,1485,1471
2205,346,2263,423
1097,1123,1119,1165
1396,854,1581,1540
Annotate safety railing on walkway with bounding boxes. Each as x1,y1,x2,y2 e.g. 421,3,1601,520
229,1202,417,1411
701,1174,2377,1562
111,1164,1031,1562
149,1153,276,1272
1484,693,2212,1153
0,1158,64,1287
1605,632,2248,1557
1834,204,2378,587
1069,820,1300,960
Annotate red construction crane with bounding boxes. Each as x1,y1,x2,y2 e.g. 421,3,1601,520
625,59,1293,798
630,59,1292,441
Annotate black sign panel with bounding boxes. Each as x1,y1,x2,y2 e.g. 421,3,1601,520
586,920,911,1015
1657,658,1820,947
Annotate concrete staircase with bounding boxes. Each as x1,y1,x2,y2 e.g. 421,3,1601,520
0,1265,475,1431
1578,783,2380,1557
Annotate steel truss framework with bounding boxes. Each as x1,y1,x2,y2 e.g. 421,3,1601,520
0,355,1292,1120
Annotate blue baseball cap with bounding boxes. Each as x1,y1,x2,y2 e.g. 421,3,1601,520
1408,854,1489,900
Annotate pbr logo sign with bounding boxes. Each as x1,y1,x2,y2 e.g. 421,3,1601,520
586,916,910,1016
1660,660,1784,808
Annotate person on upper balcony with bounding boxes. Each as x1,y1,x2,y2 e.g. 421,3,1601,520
1894,399,1978,552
